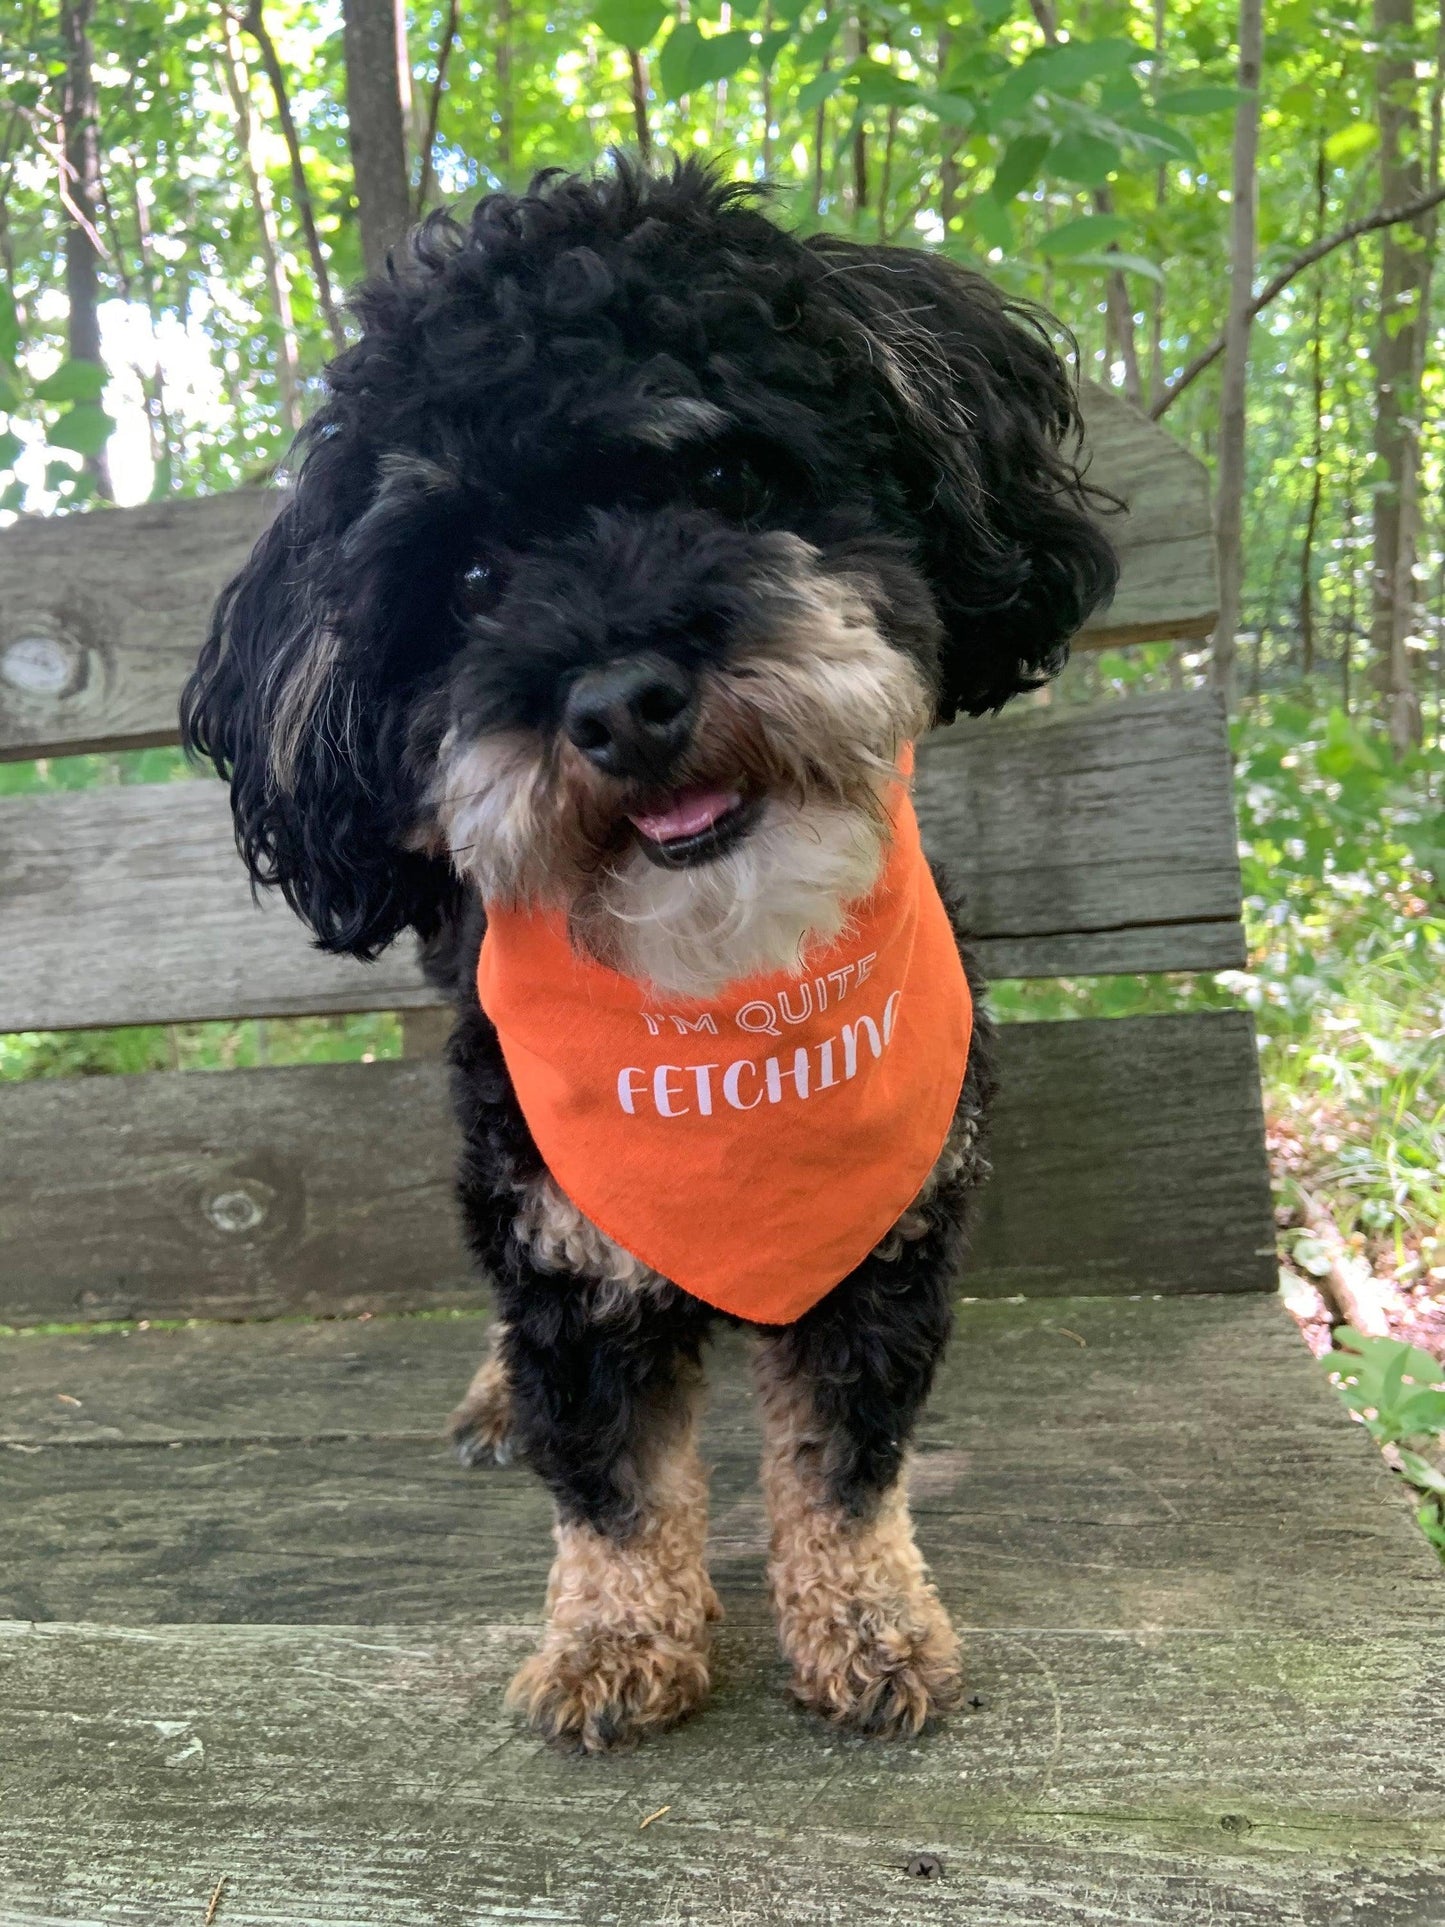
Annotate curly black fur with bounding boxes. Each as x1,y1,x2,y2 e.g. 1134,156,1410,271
179,155,1110,1553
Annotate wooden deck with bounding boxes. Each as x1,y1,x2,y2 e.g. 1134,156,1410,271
3,1292,1442,1924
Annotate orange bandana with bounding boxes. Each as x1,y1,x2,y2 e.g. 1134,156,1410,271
477,763,972,1325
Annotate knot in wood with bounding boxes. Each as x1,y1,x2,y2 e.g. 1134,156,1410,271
904,1853,944,1880
205,1186,269,1235
1,634,83,699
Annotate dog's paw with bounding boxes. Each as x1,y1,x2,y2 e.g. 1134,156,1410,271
784,1595,963,1739
447,1351,516,1468
505,1626,711,1753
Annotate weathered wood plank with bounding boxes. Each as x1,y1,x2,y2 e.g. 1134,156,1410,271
0,1059,474,1325
0,1618,1439,1926
0,691,1242,1035
2,1297,1437,1634
0,1013,1272,1326
914,688,1242,962
0,779,437,1033
0,390,1214,764
0,489,274,760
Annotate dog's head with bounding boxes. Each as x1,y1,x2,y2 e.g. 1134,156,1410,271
182,159,1117,997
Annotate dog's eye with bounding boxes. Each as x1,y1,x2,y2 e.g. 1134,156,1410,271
457,561,497,616
695,453,770,523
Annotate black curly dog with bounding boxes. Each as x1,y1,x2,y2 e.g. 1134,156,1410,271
182,158,1116,1751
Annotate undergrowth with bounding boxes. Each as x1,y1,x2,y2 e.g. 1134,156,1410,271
1328,1328,1445,1559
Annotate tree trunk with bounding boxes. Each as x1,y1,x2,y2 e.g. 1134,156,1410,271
59,0,112,500
1370,0,1428,752
1211,0,1263,704
497,0,515,175
851,12,869,219
244,1,345,351
1149,0,1168,405
937,27,961,235
341,0,413,275
220,17,302,435
416,0,461,211
1299,140,1327,675
627,48,652,156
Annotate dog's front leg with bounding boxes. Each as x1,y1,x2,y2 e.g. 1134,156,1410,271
499,1286,719,1752
751,1251,963,1738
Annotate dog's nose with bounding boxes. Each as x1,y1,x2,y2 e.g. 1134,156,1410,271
562,655,697,778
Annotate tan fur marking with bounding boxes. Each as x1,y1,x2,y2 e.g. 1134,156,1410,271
752,1344,962,1737
447,1321,514,1464
512,1173,662,1298
505,1403,720,1752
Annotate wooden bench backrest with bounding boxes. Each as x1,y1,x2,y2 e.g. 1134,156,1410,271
0,388,1275,1327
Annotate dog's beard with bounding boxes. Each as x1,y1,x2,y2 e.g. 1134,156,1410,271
429,546,932,999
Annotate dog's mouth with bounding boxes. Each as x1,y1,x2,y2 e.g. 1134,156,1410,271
626,785,761,869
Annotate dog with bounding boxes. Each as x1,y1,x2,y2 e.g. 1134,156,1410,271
181,157,1117,1752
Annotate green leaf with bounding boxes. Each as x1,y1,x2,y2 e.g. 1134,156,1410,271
591,0,666,46
1037,212,1130,258
47,403,114,457
688,26,755,83
1157,83,1247,115
913,90,976,130
991,132,1051,200
1397,1449,1445,1495
851,63,917,106
792,13,841,63
969,194,1014,251
1038,36,1143,90
1049,129,1120,185
1059,248,1165,284
0,478,24,512
0,288,18,363
32,358,108,404
1121,112,1199,163
796,61,847,113
1325,122,1379,166
754,24,792,72
988,57,1047,122
657,20,702,96
975,0,1015,25
771,0,813,22
0,426,23,471
0,368,21,413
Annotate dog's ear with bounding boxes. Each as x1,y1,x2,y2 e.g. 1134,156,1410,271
808,240,1119,718
180,435,464,960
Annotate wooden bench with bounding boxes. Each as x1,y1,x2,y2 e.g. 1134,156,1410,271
1,388,1441,1923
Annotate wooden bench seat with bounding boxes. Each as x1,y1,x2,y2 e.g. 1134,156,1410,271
2,1296,1442,1921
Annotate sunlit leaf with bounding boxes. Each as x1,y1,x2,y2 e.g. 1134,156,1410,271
1157,84,1247,115
969,194,1014,251
591,0,666,46
1057,248,1165,283
47,403,114,457
795,61,848,113
1325,121,1380,166
990,132,1051,200
1049,129,1119,185
32,358,108,404
1036,212,1130,257
754,25,792,73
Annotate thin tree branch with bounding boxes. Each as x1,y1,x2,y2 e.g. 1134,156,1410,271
627,47,652,157
236,0,345,352
415,0,460,214
1152,179,1445,419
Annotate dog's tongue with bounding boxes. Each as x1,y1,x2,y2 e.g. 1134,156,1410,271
628,787,740,844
